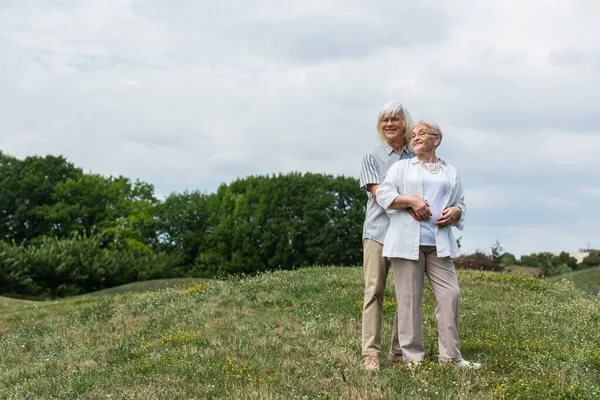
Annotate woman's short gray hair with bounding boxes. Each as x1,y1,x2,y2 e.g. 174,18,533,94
413,119,443,148
376,102,413,143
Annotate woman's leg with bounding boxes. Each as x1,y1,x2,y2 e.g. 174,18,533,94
422,246,462,362
392,250,426,362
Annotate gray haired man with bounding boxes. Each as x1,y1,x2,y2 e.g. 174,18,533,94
359,102,416,372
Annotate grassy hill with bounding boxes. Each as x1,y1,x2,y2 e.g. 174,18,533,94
548,266,600,293
1,268,599,399
86,278,205,297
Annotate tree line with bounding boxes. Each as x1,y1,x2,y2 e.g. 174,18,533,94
0,152,366,298
2,152,598,298
454,240,600,277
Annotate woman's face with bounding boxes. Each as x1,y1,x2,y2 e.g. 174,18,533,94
380,112,405,143
410,124,440,153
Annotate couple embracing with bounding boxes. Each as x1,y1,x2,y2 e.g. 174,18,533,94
359,101,482,372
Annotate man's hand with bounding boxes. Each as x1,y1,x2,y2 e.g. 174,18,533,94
436,207,461,228
368,184,380,202
410,197,431,221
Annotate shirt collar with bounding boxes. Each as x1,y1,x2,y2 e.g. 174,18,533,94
382,141,412,156
410,156,446,165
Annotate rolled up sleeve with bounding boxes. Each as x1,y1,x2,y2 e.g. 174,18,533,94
451,172,466,231
360,153,380,191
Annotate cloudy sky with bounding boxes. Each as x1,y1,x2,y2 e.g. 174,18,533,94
1,0,599,257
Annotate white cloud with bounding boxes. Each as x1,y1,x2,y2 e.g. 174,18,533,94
466,185,583,211
577,186,600,200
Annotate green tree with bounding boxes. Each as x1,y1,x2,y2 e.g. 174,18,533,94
200,173,366,277
46,174,160,248
554,252,578,271
41,174,116,236
0,153,82,242
490,239,504,259
155,190,210,267
499,252,518,266
581,251,600,270
520,252,572,277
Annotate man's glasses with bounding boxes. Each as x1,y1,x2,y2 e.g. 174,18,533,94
381,117,402,123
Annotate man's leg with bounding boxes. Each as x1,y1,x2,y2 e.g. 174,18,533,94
362,239,389,357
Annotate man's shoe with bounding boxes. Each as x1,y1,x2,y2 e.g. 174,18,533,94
388,353,404,363
442,359,483,370
363,355,380,372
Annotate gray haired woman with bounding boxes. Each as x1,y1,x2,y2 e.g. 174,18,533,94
376,120,482,369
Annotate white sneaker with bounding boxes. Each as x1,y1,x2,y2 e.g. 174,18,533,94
450,359,483,370
405,360,422,370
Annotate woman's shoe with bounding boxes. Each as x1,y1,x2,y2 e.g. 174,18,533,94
446,359,483,370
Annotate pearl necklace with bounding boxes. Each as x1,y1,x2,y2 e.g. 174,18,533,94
420,158,442,174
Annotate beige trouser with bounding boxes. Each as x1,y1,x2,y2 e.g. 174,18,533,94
362,239,402,356
391,246,462,362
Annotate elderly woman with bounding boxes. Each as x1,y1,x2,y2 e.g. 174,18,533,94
375,120,481,369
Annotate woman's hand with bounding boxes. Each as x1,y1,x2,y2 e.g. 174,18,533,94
409,197,431,221
436,206,462,228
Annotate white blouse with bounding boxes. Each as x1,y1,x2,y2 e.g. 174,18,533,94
375,157,466,260
420,168,449,246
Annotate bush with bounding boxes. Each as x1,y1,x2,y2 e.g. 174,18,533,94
499,252,518,266
454,252,502,271
0,242,39,296
0,233,184,298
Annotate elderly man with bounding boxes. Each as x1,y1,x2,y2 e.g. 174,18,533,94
359,101,417,372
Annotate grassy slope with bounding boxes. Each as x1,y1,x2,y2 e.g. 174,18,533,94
86,278,204,297
548,266,600,292
1,269,599,400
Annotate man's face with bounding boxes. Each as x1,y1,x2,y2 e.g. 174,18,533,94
380,112,405,143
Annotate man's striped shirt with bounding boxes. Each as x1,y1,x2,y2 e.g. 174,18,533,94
360,142,415,244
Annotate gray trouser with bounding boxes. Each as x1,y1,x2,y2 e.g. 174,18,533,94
391,246,462,362
362,239,402,356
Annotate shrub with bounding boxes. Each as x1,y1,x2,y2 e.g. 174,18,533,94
0,233,184,298
0,242,40,296
499,252,518,266
454,252,502,271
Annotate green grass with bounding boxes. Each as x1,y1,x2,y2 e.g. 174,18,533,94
86,278,204,297
548,266,600,292
1,268,599,399
503,265,541,278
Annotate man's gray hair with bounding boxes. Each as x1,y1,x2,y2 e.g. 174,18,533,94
376,102,413,143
